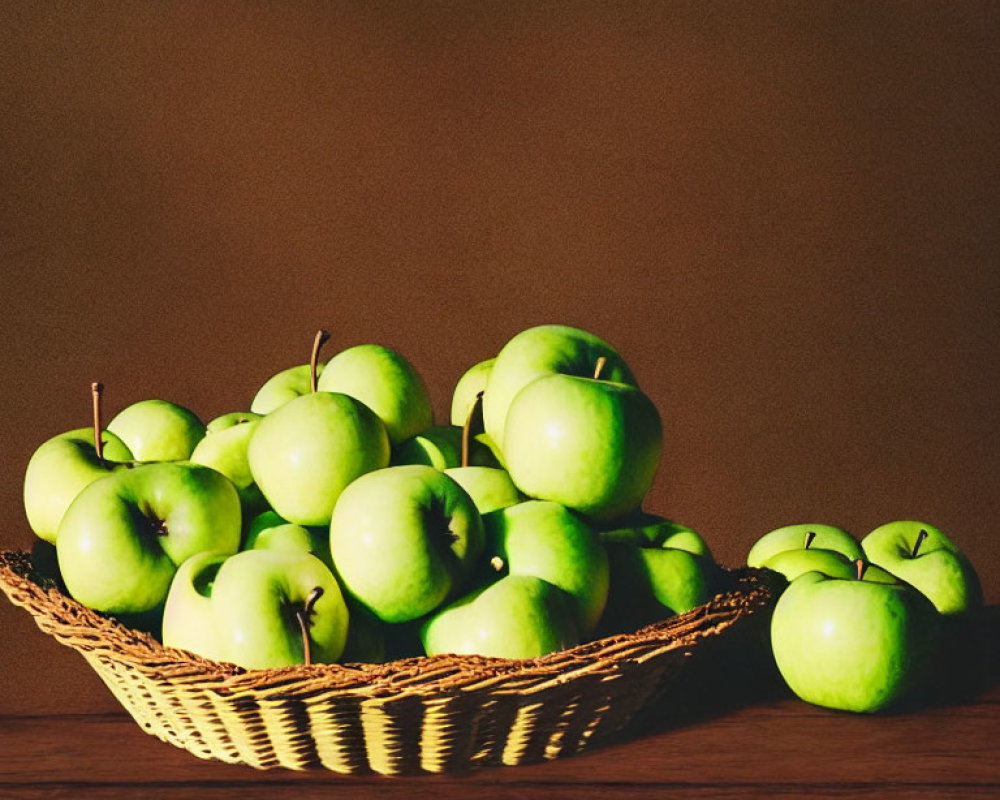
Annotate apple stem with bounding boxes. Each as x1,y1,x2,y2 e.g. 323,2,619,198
593,356,607,381
461,390,485,468
310,330,330,393
295,586,325,666
855,558,868,581
91,382,105,466
911,529,929,559
804,530,816,550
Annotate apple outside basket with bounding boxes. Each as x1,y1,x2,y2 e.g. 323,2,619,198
0,549,777,776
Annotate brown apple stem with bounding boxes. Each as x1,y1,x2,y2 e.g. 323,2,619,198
593,356,608,381
855,559,868,581
310,330,330,393
461,390,485,468
91,382,105,465
295,586,325,666
911,529,929,559
804,530,817,550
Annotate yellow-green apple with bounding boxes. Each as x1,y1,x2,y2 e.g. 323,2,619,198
23,427,132,544
439,388,523,514
208,548,349,669
861,520,982,616
394,424,522,514
443,466,524,515
747,524,863,568
250,330,329,415
482,500,609,637
247,391,390,526
55,461,242,616
599,512,713,559
770,563,941,712
107,399,205,461
391,426,501,471
421,574,579,660
161,551,229,662
482,324,637,449
450,357,494,428
474,432,506,469
317,344,433,445
501,370,661,522
189,411,266,517
759,547,861,582
599,539,721,636
251,364,322,414
24,382,133,544
243,509,332,571
328,465,485,623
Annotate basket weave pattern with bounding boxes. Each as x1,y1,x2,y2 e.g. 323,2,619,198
0,550,775,775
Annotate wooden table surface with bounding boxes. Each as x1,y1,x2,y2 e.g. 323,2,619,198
2,601,997,799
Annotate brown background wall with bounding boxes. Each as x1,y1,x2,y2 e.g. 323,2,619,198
1,2,997,715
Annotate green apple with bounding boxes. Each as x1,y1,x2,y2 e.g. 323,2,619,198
482,324,636,449
438,386,522,514
502,372,662,522
251,364,322,415
421,574,579,660
443,466,524,515
248,330,331,415
450,358,494,428
391,426,501,471
189,411,266,515
107,399,205,462
474,432,507,469
393,397,521,514
246,390,390,526
598,512,712,559
210,548,349,669
55,461,242,615
206,412,259,431
328,465,485,624
243,509,332,571
23,427,133,544
770,566,941,712
161,551,229,662
483,500,609,637
760,548,861,582
747,523,863,568
316,344,433,445
600,542,720,636
861,520,982,616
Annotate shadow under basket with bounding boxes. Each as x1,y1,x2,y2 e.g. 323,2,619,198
0,550,778,776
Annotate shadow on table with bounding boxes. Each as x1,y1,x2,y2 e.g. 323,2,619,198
922,604,1000,708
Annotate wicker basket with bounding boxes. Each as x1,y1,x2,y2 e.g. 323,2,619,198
0,549,777,775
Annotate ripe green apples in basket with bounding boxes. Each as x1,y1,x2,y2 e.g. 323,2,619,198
20,324,732,670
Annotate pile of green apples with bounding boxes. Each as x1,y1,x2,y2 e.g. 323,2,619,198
23,324,723,670
746,521,983,713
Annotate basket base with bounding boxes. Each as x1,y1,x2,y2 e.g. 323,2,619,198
0,550,780,775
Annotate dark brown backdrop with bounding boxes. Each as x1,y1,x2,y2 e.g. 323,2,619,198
1,2,997,717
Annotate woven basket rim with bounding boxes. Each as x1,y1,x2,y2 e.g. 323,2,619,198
0,548,775,700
